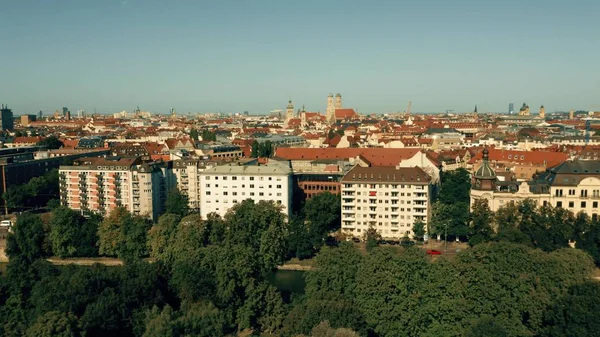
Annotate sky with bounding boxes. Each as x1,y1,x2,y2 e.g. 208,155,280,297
1,0,599,115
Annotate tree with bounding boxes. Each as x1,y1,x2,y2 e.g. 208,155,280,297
189,128,199,141
25,311,83,337
251,140,259,158
301,192,341,253
147,213,182,263
6,213,48,262
438,168,470,204
465,316,508,337
543,281,600,337
97,207,151,261
363,226,380,252
143,302,225,337
48,207,99,258
201,129,217,142
430,201,470,240
37,135,64,150
468,199,494,246
412,219,426,242
288,216,314,259
165,188,189,217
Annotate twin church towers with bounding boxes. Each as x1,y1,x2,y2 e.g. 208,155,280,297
285,93,343,125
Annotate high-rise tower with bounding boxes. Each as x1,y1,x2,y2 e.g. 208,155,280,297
1,104,14,131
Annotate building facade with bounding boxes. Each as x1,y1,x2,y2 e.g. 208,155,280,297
471,149,600,219
59,157,167,221
1,104,14,131
199,161,293,219
340,165,433,241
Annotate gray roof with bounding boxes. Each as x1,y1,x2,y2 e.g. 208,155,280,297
202,161,292,176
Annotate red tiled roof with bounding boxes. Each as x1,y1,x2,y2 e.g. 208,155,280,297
470,148,568,167
13,136,43,144
275,148,423,166
335,109,358,119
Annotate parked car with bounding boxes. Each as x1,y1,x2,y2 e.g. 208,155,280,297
426,249,442,255
401,240,416,246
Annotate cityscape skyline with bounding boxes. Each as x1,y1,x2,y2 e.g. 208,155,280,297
1,0,599,114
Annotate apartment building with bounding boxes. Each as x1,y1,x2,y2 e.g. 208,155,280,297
199,161,293,219
340,165,433,241
59,156,167,221
471,149,600,219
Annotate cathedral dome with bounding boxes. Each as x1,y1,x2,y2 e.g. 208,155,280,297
328,93,334,97
335,93,342,97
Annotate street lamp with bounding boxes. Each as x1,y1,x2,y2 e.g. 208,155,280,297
444,222,448,255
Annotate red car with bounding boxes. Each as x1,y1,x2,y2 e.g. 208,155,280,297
427,249,442,255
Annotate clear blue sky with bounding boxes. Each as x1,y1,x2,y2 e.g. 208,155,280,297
1,0,599,115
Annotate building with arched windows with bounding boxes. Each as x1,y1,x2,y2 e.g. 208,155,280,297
471,148,600,219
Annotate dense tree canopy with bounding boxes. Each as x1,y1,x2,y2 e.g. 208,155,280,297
3,192,600,337
164,188,189,217
431,168,471,239
3,169,59,211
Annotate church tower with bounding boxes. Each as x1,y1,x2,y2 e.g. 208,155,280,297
334,93,342,109
539,105,545,119
285,99,294,120
326,93,335,125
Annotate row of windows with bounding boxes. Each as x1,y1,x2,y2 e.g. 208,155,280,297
552,201,599,208
346,213,414,218
343,221,413,227
205,200,284,205
344,184,424,189
345,228,413,235
556,189,600,197
205,176,282,182
205,184,283,189
205,191,282,197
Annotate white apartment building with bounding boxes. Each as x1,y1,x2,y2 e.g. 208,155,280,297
340,165,433,240
199,161,293,219
59,157,167,221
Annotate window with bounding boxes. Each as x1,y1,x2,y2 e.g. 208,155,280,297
215,176,218,180
569,201,574,208
594,202,598,208
581,201,587,208
223,192,228,196
276,185,282,189
259,192,264,196
250,192,255,196
250,184,255,188
206,191,211,195
233,192,237,196
277,193,282,196
232,176,237,181
206,176,210,180
268,177,272,181
205,184,210,188
556,201,562,208
223,176,227,180
250,177,255,181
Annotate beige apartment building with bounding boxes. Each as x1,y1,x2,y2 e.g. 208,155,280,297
471,149,600,219
59,157,167,221
340,165,433,241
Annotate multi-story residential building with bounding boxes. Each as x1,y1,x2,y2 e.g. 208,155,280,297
471,148,600,219
340,165,433,241
59,156,167,221
169,158,224,212
199,160,293,219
